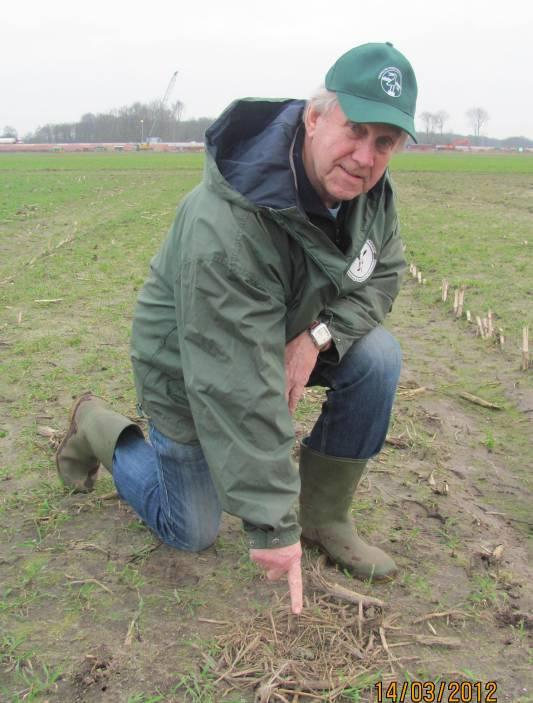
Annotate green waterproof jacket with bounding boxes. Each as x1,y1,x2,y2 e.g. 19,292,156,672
130,98,406,548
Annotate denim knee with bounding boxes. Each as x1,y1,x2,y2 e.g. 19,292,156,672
113,426,222,552
173,510,221,552
335,327,401,391
151,500,220,552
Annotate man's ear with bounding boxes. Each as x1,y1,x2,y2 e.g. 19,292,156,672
304,105,319,138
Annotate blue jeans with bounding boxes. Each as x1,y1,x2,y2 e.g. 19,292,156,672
113,325,400,550
113,424,222,552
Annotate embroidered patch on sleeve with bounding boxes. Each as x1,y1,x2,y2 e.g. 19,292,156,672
347,239,377,282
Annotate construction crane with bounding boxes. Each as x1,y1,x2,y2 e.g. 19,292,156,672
143,71,179,146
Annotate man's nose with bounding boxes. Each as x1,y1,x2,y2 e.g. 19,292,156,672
351,139,375,168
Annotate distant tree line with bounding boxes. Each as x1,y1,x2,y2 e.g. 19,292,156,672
415,106,532,147
419,107,491,142
23,101,213,144
413,131,532,149
8,100,533,148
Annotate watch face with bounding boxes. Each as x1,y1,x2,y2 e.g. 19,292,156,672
311,323,332,347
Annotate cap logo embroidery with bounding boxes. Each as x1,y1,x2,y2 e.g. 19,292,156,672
379,67,402,98
347,240,377,283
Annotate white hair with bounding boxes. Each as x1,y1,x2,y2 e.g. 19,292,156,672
304,87,339,121
304,85,409,151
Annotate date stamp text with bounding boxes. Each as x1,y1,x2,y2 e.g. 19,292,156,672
374,680,498,702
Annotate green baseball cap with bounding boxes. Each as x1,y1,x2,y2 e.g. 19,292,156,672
325,42,418,142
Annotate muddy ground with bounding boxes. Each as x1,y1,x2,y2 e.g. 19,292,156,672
1,276,532,702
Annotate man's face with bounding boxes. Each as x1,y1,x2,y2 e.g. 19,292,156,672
303,103,402,207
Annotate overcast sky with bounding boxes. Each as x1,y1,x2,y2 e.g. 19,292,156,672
2,0,532,140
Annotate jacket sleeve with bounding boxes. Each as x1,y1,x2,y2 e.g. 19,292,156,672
174,252,301,549
322,222,406,362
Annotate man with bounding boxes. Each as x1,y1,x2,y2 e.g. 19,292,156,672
56,42,418,615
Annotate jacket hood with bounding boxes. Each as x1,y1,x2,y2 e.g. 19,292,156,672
205,98,305,210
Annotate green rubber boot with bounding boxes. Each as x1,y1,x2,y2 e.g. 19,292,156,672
299,442,397,580
56,392,143,492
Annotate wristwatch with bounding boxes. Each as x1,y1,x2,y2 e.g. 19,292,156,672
307,321,332,351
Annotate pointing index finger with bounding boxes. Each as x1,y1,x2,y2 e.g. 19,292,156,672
287,559,303,615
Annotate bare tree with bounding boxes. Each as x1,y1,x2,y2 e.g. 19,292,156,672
419,111,435,140
466,107,489,137
433,110,449,135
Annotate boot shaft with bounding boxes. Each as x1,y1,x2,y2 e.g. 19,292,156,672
72,395,140,470
298,443,397,579
56,393,142,492
299,443,368,527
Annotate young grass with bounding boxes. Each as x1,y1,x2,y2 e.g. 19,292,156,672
174,668,217,703
339,671,382,701
400,526,422,553
21,557,48,587
172,587,207,616
4,661,63,702
0,586,40,615
65,581,103,614
467,574,507,610
398,570,433,598
0,632,35,673
127,694,165,703
436,518,462,552
392,151,533,174
109,563,145,590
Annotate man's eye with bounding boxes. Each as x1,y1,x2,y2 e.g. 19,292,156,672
377,137,394,151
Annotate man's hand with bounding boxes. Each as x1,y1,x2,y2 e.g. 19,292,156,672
285,331,320,414
250,542,303,614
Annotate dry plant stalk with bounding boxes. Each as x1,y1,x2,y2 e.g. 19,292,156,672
441,278,448,302
413,609,470,624
385,435,409,449
308,565,386,608
476,316,485,338
459,391,502,410
37,425,60,438
410,634,461,647
124,617,139,646
397,386,427,400
453,289,459,315
65,574,112,594
456,287,465,318
487,310,494,337
522,326,529,371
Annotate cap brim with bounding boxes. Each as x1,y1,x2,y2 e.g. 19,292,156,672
336,91,418,143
